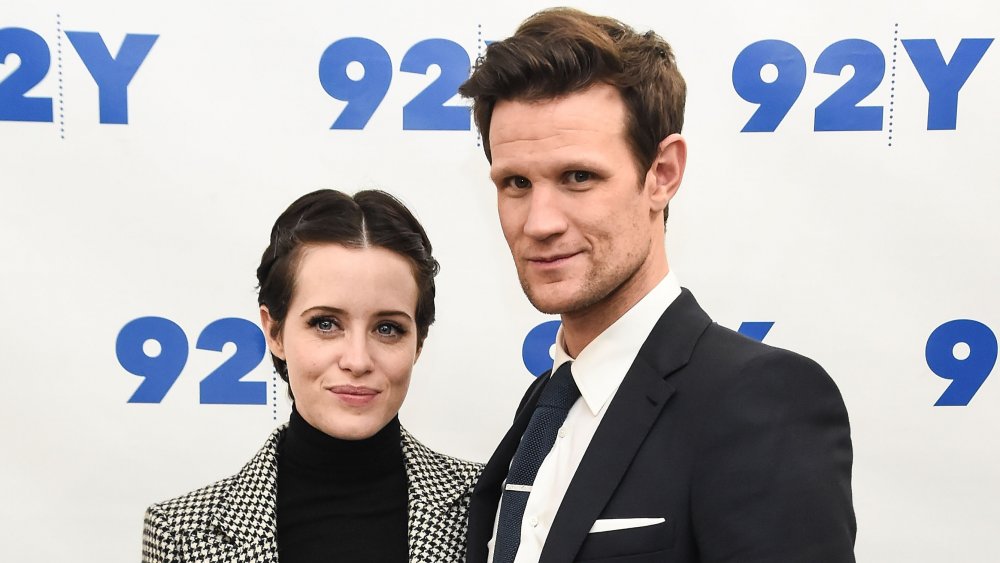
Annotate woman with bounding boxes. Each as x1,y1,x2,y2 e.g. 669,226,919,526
141,189,481,562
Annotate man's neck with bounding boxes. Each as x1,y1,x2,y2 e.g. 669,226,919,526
560,256,669,358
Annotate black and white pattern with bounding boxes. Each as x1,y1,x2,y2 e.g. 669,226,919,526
142,426,482,563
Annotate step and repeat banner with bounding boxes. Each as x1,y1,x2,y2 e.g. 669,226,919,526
2,0,997,561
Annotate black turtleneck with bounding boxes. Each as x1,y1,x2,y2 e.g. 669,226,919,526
276,407,408,562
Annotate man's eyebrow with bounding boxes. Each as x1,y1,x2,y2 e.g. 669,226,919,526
556,158,605,171
489,168,523,186
491,158,606,181
490,164,518,179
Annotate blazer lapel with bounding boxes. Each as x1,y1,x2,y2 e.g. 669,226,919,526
177,428,282,562
402,427,479,563
467,374,548,563
540,289,711,562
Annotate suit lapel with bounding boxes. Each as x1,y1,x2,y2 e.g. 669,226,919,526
467,374,548,563
540,289,711,562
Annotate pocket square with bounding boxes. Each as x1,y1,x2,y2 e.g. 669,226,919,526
589,517,666,533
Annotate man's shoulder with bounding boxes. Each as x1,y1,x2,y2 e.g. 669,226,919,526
697,321,826,370
684,322,844,406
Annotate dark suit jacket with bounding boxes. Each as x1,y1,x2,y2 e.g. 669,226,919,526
468,289,855,563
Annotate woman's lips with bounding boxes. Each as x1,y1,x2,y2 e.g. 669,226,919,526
328,385,380,406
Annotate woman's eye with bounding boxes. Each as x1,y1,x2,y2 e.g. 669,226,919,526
310,317,338,332
376,322,405,337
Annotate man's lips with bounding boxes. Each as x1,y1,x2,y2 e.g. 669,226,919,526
527,251,580,267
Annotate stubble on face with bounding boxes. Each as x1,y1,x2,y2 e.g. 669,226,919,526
516,210,651,318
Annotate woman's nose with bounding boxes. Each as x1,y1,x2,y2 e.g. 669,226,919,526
337,333,374,375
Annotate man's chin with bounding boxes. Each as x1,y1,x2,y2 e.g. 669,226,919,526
526,297,566,315
522,283,591,315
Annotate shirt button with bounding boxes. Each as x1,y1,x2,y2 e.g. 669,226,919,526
529,516,539,527
558,427,566,438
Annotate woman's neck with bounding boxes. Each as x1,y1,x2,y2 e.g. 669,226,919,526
281,406,403,478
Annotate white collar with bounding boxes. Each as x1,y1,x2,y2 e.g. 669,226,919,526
551,271,682,416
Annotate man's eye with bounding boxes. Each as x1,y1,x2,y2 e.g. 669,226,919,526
570,171,593,183
510,176,531,189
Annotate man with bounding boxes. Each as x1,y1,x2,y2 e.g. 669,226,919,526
459,8,856,563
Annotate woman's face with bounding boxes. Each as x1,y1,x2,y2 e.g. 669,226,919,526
261,243,421,440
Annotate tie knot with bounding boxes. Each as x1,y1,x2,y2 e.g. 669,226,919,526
536,361,580,411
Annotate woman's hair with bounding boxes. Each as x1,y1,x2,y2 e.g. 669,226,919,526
256,189,439,383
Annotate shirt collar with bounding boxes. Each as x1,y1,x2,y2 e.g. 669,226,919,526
552,271,682,416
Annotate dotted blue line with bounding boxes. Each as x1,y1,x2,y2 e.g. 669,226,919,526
56,13,65,140
475,23,483,149
272,371,278,421
888,23,898,147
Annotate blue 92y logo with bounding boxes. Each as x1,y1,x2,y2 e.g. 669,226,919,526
318,37,472,130
0,26,157,125
732,36,992,132
116,317,267,405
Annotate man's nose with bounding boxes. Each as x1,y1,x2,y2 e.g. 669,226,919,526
522,185,569,240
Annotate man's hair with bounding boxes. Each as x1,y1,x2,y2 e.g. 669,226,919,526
458,7,686,175
256,189,439,388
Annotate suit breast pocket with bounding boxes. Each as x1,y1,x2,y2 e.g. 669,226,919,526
575,517,674,562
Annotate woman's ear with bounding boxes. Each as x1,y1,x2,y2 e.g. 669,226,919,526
259,305,285,360
646,133,687,214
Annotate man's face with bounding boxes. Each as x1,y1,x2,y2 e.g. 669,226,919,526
488,84,665,318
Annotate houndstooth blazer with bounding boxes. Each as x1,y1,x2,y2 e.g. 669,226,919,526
142,425,482,563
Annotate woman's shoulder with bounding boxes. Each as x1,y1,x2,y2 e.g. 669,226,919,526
144,426,285,528
144,471,235,526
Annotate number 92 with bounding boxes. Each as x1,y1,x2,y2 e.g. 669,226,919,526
115,316,267,405
318,37,472,131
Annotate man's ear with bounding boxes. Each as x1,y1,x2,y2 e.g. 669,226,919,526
646,133,687,214
259,305,285,360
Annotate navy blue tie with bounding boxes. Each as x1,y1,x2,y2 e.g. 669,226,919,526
493,362,580,563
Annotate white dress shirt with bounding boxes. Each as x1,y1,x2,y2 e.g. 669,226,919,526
487,272,682,563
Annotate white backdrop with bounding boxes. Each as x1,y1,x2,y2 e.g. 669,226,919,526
2,1,998,561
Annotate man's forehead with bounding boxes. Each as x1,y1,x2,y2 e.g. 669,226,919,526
490,86,628,147
492,84,624,121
